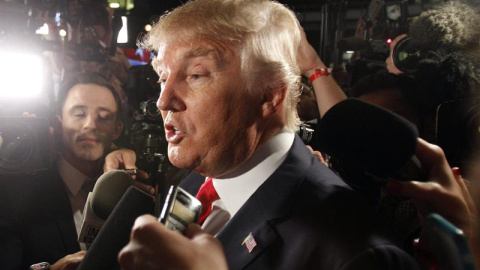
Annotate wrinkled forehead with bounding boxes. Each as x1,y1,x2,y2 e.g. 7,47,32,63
151,38,234,72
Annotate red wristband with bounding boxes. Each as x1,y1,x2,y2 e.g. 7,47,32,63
309,68,330,82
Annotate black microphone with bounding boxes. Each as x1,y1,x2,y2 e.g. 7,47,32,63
318,98,426,181
78,170,134,245
77,186,155,270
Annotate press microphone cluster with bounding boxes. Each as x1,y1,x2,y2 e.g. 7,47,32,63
317,98,426,181
77,170,155,270
78,170,135,245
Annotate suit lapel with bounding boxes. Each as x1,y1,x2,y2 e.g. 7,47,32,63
49,170,81,253
179,137,314,269
217,136,312,269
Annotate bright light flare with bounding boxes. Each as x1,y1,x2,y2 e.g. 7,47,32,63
110,2,120,8
117,16,128,44
35,23,49,35
59,29,67,37
0,52,43,99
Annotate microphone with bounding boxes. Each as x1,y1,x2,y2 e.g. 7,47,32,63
91,170,134,220
77,186,155,270
318,98,426,181
78,170,134,245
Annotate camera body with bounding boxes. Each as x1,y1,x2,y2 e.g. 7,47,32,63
129,99,168,177
0,117,51,175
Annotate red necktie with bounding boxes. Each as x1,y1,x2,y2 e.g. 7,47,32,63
196,177,220,225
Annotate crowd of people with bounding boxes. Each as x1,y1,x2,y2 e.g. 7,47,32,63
0,0,479,269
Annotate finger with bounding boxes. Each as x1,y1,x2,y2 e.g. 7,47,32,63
122,153,137,170
132,214,159,230
313,151,326,163
452,167,476,214
103,157,120,172
415,138,448,173
135,169,149,180
118,243,136,270
131,215,190,255
386,180,441,203
184,223,204,239
132,181,155,195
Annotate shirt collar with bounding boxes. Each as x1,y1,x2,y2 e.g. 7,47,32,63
212,130,295,218
57,155,92,197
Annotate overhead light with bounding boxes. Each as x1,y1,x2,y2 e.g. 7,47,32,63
110,2,120,8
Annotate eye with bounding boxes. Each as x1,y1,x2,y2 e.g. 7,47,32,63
98,111,114,121
71,108,85,117
158,79,166,86
158,71,168,86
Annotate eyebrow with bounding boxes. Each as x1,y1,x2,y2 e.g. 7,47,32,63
68,105,117,114
153,47,226,74
182,48,225,68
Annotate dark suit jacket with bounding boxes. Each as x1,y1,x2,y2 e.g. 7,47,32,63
180,136,419,270
0,167,80,270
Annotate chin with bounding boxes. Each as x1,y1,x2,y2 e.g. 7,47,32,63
77,149,105,162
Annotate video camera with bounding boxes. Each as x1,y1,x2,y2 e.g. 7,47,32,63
0,117,52,175
129,98,168,178
124,63,169,185
391,36,424,73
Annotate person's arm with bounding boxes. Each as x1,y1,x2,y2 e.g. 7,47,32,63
297,26,347,117
49,251,86,270
386,139,479,264
118,215,228,270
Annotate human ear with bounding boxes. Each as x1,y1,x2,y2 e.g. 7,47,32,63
261,85,286,118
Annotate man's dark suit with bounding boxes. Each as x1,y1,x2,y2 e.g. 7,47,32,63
0,167,80,270
180,136,419,270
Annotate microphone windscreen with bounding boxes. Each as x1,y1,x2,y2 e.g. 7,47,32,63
91,170,134,220
77,186,155,270
318,98,419,178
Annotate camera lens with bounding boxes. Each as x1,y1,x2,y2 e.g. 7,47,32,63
0,122,36,170
142,99,162,121
393,37,423,73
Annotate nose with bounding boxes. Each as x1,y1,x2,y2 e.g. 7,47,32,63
156,77,186,112
83,114,97,130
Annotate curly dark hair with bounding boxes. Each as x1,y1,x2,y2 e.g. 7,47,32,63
407,1,480,106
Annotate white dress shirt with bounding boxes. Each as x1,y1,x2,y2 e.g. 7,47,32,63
202,130,295,235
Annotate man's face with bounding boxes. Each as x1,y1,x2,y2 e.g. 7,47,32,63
155,41,263,177
60,84,122,164
386,34,407,75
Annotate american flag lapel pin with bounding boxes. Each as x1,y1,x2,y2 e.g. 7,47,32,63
242,232,257,253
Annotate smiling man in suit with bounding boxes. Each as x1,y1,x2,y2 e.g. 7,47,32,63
116,0,419,269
